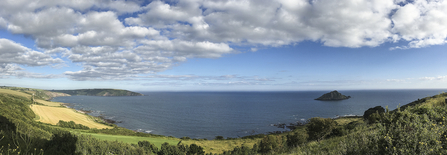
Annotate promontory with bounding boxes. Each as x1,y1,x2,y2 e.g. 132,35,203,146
315,90,351,101
50,89,143,96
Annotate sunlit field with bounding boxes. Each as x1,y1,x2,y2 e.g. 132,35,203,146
30,104,112,129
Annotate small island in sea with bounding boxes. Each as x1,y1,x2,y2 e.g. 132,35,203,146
315,90,351,101
50,89,143,96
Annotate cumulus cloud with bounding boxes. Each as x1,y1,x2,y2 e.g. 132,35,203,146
0,39,63,66
0,39,63,78
0,0,446,80
391,0,447,48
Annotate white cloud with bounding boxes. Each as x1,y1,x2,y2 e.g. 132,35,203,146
419,75,447,81
0,0,447,81
0,39,63,66
391,0,447,48
0,39,64,78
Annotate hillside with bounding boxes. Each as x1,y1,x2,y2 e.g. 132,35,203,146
50,89,143,96
2,86,447,154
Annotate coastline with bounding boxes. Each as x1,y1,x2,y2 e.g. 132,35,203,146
48,90,447,139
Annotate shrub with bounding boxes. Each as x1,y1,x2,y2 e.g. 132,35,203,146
363,106,385,121
138,140,158,154
286,131,308,147
57,120,89,130
215,136,224,140
306,117,337,142
258,135,286,154
188,144,205,155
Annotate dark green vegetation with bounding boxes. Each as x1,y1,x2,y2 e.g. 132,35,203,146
315,90,351,101
57,120,90,130
50,89,143,96
2,86,447,154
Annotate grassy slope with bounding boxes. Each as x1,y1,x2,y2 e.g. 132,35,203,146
0,88,32,98
282,93,447,155
0,87,371,155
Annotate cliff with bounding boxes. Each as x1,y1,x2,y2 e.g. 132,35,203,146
50,89,143,97
315,90,351,101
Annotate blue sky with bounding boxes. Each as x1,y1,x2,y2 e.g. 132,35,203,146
1,0,447,91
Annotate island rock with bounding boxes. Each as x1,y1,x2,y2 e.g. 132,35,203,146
315,90,351,101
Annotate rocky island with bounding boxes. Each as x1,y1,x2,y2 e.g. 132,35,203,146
50,89,143,96
315,90,351,101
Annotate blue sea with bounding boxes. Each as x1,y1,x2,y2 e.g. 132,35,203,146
52,89,446,139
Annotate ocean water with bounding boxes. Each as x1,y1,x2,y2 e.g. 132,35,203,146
52,89,446,139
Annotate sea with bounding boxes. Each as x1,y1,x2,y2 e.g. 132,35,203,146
51,89,446,140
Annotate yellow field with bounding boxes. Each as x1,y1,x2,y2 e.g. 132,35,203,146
0,88,31,98
35,99,62,107
31,104,112,129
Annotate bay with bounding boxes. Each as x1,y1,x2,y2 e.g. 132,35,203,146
52,89,446,139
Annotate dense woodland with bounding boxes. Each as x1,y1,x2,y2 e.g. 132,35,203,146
1,87,447,154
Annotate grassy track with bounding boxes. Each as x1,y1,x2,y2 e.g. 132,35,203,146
31,104,112,129
35,99,62,106
0,88,31,98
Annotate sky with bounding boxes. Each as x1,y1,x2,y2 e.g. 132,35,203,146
1,0,447,91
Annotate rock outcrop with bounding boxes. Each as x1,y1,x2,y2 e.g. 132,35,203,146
315,90,351,101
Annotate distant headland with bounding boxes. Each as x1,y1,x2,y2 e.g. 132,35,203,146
50,89,143,97
315,90,351,101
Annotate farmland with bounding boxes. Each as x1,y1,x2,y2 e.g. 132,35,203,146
30,104,112,129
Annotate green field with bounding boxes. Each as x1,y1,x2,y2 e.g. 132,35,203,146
76,132,180,148
0,88,32,98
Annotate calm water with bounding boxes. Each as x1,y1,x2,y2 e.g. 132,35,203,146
52,89,446,139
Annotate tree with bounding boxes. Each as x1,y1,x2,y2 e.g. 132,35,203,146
306,117,337,142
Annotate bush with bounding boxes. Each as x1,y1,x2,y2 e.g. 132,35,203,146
286,131,308,147
258,135,286,154
158,142,185,155
342,105,447,154
363,106,385,121
215,136,224,140
188,144,205,155
367,112,382,124
138,140,158,154
57,120,89,130
306,117,337,142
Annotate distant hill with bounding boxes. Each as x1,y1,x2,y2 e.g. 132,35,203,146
50,89,143,96
315,90,351,101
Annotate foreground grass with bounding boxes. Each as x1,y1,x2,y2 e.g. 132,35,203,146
30,104,112,129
